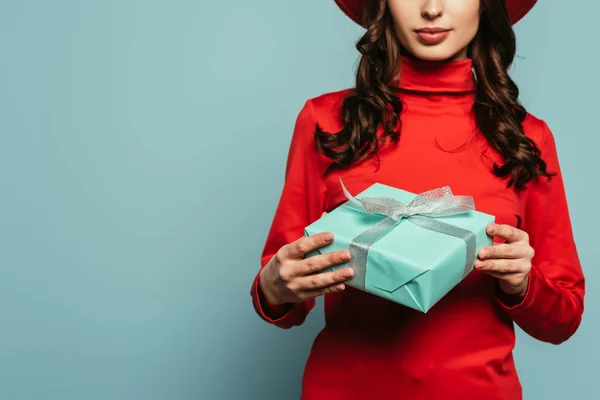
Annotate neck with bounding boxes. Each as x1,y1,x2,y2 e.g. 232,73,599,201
395,56,476,99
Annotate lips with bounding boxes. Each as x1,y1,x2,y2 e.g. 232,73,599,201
414,27,451,45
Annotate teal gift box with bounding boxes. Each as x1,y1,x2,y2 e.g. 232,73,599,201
304,181,495,313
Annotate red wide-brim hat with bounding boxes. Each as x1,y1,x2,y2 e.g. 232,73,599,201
334,0,537,27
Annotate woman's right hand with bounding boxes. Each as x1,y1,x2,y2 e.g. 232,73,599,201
258,231,354,307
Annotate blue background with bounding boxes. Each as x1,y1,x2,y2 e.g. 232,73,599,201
0,1,596,399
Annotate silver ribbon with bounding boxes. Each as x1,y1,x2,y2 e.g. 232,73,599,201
339,179,477,291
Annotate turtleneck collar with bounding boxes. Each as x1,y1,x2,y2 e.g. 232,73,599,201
396,56,476,95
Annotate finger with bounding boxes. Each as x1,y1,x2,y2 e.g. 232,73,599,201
302,281,347,299
478,243,522,260
321,211,328,217
487,223,525,243
477,270,526,289
297,249,352,276
479,270,516,281
282,232,334,260
295,267,354,291
475,258,524,274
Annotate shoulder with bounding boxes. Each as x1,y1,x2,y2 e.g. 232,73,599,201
295,88,354,133
521,112,562,175
308,88,354,113
522,112,553,147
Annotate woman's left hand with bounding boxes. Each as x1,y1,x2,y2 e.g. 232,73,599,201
475,223,535,298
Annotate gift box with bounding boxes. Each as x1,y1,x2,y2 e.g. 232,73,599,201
304,180,495,313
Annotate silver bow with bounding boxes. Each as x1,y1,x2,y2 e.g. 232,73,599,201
339,179,477,291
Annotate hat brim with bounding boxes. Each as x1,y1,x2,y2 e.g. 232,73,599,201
334,0,537,27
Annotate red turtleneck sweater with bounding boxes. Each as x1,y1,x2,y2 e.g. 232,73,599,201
250,57,585,400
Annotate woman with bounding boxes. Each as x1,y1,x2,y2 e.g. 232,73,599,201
251,0,585,398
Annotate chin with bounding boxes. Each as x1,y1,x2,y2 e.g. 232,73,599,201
405,45,468,62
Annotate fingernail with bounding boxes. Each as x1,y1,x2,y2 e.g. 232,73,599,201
342,268,354,278
339,251,351,261
475,260,485,269
337,284,345,291
488,225,496,234
479,250,488,258
323,233,333,242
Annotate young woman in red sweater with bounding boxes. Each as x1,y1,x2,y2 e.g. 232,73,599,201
251,0,585,398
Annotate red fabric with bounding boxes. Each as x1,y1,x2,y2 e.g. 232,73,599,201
250,57,585,400
334,0,537,27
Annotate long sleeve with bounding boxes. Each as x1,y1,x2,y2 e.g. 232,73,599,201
493,121,585,344
250,99,329,329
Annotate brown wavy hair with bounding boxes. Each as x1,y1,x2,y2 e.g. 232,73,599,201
315,0,553,189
